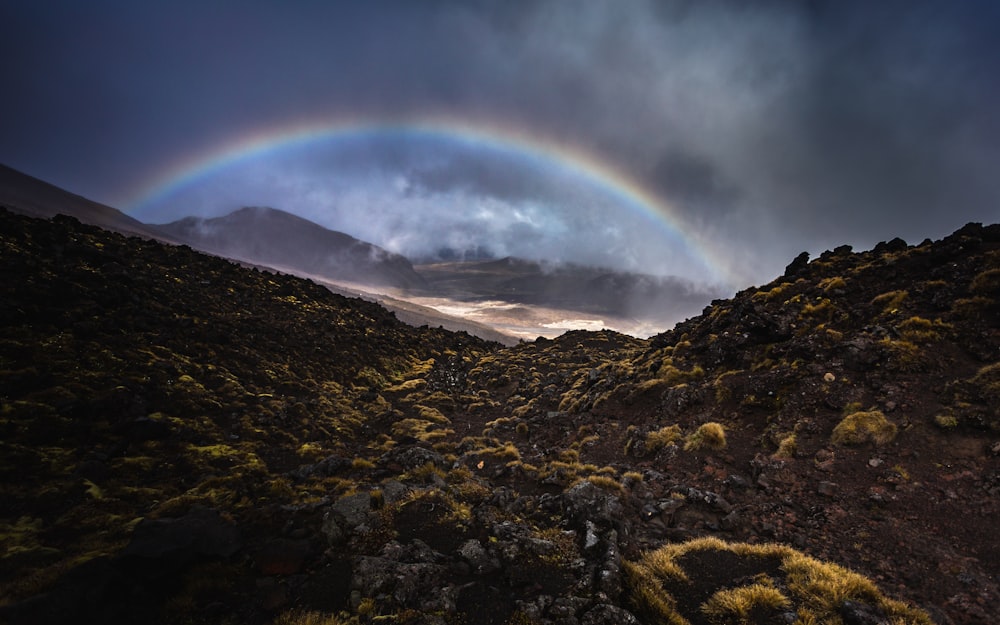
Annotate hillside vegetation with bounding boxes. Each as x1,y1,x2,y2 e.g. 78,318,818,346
1,207,997,625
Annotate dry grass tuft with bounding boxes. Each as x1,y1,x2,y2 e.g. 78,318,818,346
831,410,897,446
646,424,682,453
684,422,727,451
626,538,933,625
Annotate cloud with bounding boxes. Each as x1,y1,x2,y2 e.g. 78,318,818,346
3,0,999,289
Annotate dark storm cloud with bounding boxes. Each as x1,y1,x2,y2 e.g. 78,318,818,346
2,0,998,286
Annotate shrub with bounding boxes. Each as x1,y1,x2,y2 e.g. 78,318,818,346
701,578,790,622
645,424,682,453
872,290,908,314
970,268,1000,295
879,337,924,372
773,433,797,459
273,609,354,625
898,316,950,343
684,422,727,451
586,474,625,494
933,414,958,429
831,411,897,446
625,538,933,625
818,276,847,292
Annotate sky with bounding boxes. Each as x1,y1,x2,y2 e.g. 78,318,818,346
2,0,998,291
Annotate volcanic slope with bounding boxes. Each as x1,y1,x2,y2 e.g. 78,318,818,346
1,207,997,625
159,206,428,290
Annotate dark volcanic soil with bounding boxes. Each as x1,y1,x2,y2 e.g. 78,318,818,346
0,207,997,625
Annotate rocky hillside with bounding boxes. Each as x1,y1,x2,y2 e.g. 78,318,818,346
0,164,172,241
159,207,428,290
1,207,997,625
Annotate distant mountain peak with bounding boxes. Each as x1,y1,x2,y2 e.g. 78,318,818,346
160,207,427,290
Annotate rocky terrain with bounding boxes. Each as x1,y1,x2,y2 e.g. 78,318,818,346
1,207,997,625
0,164,172,241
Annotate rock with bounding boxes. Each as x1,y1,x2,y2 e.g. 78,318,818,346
330,492,373,527
380,479,410,504
288,454,350,480
583,521,600,551
723,474,752,490
814,449,836,472
581,604,641,625
381,445,446,470
873,237,908,254
389,538,446,565
352,556,450,611
563,480,624,532
321,515,348,545
550,596,589,620
122,505,242,572
817,481,838,497
720,510,744,531
322,492,373,545
783,251,810,277
456,539,499,574
594,529,622,598
839,599,888,625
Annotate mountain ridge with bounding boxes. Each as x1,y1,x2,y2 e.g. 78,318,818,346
0,164,173,241
1,163,713,342
158,206,429,290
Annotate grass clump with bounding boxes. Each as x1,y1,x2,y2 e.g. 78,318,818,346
970,267,1000,295
818,276,846,292
625,537,933,625
273,610,355,625
872,289,908,314
898,316,950,343
684,422,727,451
585,474,625,494
933,413,959,429
646,424,682,453
831,410,897,446
772,433,797,459
701,576,790,623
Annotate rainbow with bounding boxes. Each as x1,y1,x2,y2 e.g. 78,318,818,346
124,116,733,286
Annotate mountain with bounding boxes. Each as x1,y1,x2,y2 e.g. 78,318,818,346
159,206,428,290
2,206,996,625
0,165,515,342
0,164,171,240
0,164,715,340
